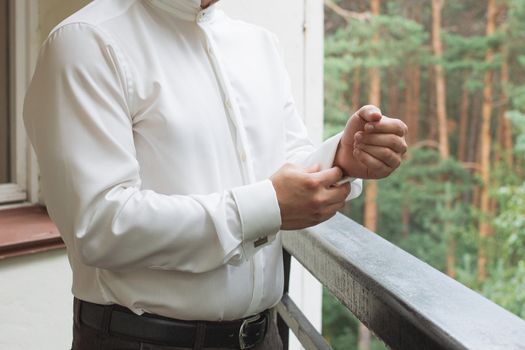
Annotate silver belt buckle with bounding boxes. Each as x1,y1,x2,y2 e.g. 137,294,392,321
239,313,262,350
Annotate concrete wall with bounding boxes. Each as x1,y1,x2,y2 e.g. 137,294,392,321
0,1,324,349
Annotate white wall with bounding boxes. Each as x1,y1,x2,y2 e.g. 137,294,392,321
0,1,324,349
0,250,72,350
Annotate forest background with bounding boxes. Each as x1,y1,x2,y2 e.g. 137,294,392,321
320,0,525,349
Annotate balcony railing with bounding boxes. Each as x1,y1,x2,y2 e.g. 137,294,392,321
276,213,525,350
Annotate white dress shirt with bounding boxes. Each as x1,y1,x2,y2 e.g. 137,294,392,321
23,0,362,321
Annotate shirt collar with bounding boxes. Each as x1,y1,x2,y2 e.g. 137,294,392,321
148,0,217,22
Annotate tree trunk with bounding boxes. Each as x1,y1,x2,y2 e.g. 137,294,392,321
352,67,362,113
402,205,410,238
405,3,421,146
468,92,482,208
427,65,438,142
498,48,513,169
432,0,455,278
457,82,470,161
446,233,456,277
400,3,422,238
358,323,372,350
361,181,376,348
478,0,497,283
432,0,449,159
411,4,422,142
388,69,400,118
412,65,421,144
467,92,482,164
360,1,381,348
405,65,421,146
401,66,414,236
491,50,509,229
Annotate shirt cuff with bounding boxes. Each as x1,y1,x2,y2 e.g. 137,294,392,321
231,179,282,258
304,131,362,201
304,131,343,170
348,178,363,200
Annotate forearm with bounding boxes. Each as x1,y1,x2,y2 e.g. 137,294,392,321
43,177,281,273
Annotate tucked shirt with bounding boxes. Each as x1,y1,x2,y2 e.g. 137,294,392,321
23,0,362,321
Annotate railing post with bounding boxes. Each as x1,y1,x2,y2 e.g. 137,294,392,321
278,249,291,350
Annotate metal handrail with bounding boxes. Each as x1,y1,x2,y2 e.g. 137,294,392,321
277,213,525,350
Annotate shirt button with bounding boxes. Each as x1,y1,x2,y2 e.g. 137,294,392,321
197,12,206,22
240,152,247,162
207,46,214,56
225,100,233,110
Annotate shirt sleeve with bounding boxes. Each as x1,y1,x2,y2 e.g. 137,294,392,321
23,23,281,273
273,36,362,200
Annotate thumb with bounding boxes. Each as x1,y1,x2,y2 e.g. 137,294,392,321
343,105,382,144
357,104,382,123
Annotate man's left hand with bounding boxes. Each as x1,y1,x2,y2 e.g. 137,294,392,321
334,105,408,179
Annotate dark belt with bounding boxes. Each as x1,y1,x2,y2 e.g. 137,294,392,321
75,298,268,349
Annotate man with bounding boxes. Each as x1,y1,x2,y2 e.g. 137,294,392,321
23,0,407,349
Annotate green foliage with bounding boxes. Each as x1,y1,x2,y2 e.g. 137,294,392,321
322,291,358,349
322,0,525,349
507,111,525,156
481,181,525,318
322,290,387,350
324,11,428,139
359,148,477,270
482,260,525,318
494,184,525,262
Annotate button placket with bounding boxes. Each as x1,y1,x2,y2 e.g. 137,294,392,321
240,151,247,163
200,31,254,183
197,26,265,314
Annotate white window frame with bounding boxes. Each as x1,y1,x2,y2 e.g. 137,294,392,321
0,0,39,206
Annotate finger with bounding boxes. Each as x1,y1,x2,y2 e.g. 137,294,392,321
357,105,382,123
356,144,401,169
364,116,407,137
353,148,391,179
355,132,407,154
304,163,321,173
312,166,344,186
324,182,351,205
320,201,347,219
334,177,352,186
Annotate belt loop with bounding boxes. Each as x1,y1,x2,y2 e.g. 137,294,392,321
101,304,114,335
193,322,206,350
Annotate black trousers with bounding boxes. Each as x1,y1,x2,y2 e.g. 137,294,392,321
71,304,284,350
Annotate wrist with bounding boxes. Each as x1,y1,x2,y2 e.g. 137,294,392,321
334,141,351,177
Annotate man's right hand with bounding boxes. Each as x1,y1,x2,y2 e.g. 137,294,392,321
270,163,350,230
